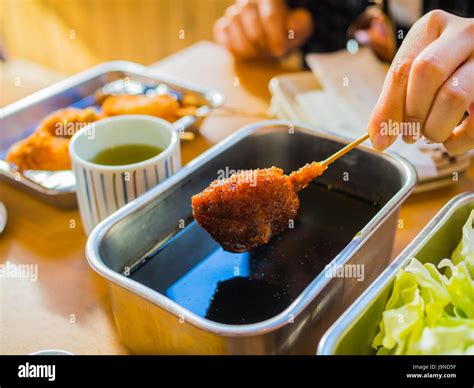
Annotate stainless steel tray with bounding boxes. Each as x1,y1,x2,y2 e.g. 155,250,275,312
0,61,224,209
86,120,416,355
318,192,474,355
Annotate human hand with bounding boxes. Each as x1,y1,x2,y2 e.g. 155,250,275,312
214,0,314,59
368,10,474,155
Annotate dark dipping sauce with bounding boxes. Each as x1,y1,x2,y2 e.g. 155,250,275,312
130,182,380,325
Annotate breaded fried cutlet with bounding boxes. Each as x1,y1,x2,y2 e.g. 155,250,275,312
192,163,326,252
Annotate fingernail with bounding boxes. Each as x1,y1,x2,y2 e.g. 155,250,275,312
355,30,370,45
373,133,390,150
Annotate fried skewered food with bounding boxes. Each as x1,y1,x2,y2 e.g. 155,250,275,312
6,131,71,171
192,163,327,252
192,134,370,252
101,94,182,122
6,107,100,171
37,107,100,138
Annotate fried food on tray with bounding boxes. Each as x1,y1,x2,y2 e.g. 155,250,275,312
37,107,100,138
5,83,202,172
192,163,327,252
101,94,181,122
177,105,197,117
5,81,204,172
6,131,71,171
6,107,100,171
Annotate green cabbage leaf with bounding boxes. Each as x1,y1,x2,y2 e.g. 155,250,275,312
373,210,474,355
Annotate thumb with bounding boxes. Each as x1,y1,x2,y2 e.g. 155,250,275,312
286,8,314,52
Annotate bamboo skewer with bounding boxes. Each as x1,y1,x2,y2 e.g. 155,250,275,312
289,132,371,192
321,133,370,167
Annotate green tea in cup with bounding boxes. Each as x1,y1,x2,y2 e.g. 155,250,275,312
70,115,181,234
89,144,163,166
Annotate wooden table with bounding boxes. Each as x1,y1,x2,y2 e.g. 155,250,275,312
1,41,473,355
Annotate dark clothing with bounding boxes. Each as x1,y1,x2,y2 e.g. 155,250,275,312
287,0,474,54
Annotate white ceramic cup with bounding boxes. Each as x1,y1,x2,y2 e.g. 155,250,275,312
70,114,181,235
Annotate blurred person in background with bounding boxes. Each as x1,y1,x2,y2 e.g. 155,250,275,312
214,0,474,155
